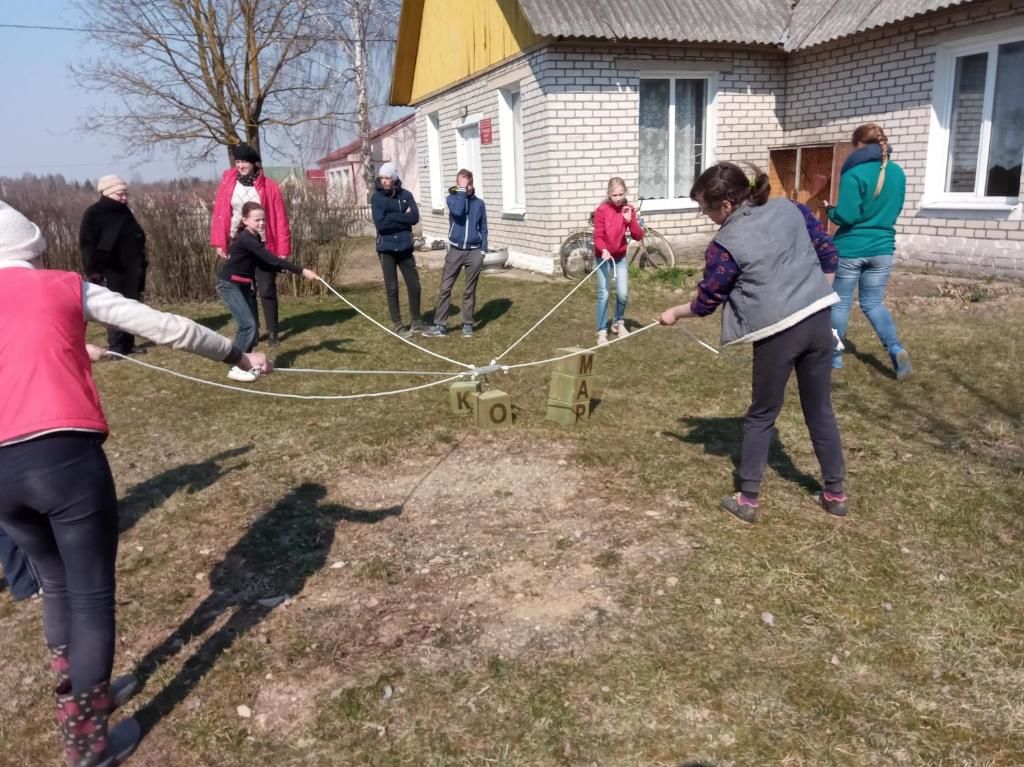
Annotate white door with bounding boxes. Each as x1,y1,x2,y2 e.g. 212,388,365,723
456,122,483,198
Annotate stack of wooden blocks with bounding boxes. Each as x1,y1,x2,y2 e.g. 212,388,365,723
448,380,512,429
545,347,594,426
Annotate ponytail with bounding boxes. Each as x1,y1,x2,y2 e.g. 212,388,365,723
852,123,889,198
689,161,771,211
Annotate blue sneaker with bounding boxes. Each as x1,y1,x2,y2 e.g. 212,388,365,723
421,325,448,338
832,352,844,370
891,346,912,381
462,323,474,338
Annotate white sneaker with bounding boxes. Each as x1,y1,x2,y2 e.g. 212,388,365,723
596,330,609,346
613,320,630,337
227,366,258,382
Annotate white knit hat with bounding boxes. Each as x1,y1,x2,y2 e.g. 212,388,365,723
0,201,46,263
378,162,399,181
97,175,128,197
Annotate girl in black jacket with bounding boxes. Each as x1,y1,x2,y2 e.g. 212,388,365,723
216,202,318,381
370,162,422,338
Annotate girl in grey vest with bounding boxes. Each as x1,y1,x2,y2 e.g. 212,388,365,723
659,162,848,523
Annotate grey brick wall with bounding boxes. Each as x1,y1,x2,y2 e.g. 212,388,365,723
412,0,1024,277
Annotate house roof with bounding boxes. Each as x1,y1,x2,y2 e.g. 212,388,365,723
316,114,415,166
517,0,791,47
506,0,980,50
787,0,973,50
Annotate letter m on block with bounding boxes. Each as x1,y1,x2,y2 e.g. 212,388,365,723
577,353,594,376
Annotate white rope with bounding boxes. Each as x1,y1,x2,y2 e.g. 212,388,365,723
501,320,660,371
494,265,600,362
104,352,462,400
317,277,474,370
277,367,461,377
677,323,721,355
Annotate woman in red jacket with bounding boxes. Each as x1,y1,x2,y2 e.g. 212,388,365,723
0,200,271,767
593,177,643,346
209,143,292,347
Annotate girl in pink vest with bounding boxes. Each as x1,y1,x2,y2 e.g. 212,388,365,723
0,201,270,767
209,143,292,347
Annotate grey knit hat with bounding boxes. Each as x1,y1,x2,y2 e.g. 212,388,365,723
378,162,399,181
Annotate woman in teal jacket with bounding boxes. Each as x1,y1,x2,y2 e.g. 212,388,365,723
827,123,911,380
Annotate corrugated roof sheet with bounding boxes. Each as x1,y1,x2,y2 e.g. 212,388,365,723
517,0,792,46
516,0,980,49
787,0,974,49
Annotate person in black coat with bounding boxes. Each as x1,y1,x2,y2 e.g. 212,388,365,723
370,162,422,338
80,175,149,355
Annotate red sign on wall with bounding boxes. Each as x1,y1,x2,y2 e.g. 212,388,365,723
479,118,493,145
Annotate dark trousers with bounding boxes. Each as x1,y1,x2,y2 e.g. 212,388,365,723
253,266,279,338
740,309,846,496
104,272,142,354
431,247,484,327
378,250,422,327
0,433,119,691
217,279,258,353
0,526,40,600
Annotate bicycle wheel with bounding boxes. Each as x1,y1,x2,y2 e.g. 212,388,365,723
632,229,675,270
559,230,596,280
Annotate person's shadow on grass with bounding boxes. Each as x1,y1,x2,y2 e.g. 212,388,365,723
131,482,401,736
665,416,821,495
277,307,358,341
271,338,361,369
473,298,513,331
118,446,253,535
843,338,894,379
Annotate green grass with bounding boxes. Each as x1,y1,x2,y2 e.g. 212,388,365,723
1,264,1022,766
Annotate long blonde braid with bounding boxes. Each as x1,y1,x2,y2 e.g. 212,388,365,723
852,123,889,198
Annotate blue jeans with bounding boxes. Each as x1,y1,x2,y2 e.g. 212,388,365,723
217,279,257,354
595,258,628,331
0,526,40,600
831,256,903,358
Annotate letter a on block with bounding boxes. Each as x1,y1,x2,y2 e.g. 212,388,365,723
576,379,589,400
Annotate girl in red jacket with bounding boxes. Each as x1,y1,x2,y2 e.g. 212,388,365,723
209,143,292,347
593,177,643,345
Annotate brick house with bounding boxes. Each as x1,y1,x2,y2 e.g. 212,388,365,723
390,0,1024,277
316,114,418,204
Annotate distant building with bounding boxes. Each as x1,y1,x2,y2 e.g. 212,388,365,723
316,115,418,204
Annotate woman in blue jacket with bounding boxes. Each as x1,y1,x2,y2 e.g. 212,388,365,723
370,162,422,338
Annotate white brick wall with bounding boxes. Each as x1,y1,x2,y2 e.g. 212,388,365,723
412,0,1024,277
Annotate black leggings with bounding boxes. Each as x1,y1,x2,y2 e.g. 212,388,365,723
0,433,118,691
740,309,846,496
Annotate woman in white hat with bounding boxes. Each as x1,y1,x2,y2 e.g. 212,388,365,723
0,201,271,767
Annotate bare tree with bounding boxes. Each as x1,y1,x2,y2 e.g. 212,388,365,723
72,0,356,166
303,0,400,200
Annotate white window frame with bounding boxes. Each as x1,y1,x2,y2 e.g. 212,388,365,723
923,25,1024,211
454,113,484,200
426,112,444,211
497,87,526,215
637,71,718,213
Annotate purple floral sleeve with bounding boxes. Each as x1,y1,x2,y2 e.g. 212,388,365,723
794,201,838,274
690,241,740,317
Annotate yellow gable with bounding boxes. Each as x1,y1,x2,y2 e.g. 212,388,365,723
391,0,545,105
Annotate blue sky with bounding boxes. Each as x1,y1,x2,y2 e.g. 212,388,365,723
0,1,252,181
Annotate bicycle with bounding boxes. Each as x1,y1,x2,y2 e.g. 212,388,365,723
559,202,675,280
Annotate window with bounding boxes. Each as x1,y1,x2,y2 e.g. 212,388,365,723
926,31,1024,207
638,75,716,205
426,112,444,209
498,87,526,214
